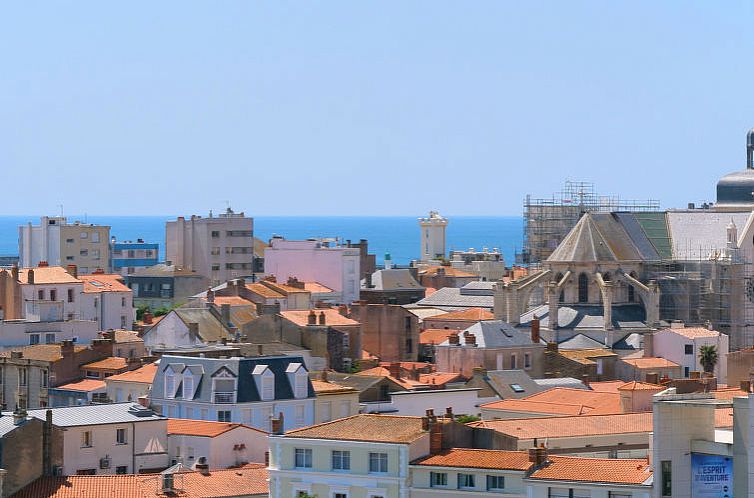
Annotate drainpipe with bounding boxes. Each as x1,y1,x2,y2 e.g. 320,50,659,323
132,422,136,474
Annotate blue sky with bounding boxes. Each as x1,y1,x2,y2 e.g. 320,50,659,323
2,2,754,216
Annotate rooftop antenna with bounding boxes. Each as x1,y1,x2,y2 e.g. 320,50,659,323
58,204,64,218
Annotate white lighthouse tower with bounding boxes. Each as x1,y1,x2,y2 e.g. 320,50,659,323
418,211,448,262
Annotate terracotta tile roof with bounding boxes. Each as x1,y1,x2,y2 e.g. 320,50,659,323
285,414,427,443
470,412,653,439
413,448,532,471
621,357,680,369
82,357,128,371
429,307,495,321
280,309,360,327
18,267,80,285
356,367,427,390
311,379,359,394
106,363,158,384
660,326,720,339
558,348,618,365
481,388,623,416
419,266,478,278
168,418,267,437
244,282,285,299
212,296,254,306
419,372,464,386
420,328,456,345
588,380,630,393
79,274,131,293
54,379,107,392
617,381,665,391
528,456,652,485
713,387,749,400
11,463,269,497
304,282,333,293
0,344,87,362
262,280,309,294
111,330,143,344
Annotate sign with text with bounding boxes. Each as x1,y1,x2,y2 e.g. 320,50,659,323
691,453,733,498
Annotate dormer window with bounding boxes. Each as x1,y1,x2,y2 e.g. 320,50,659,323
165,371,176,399
286,363,309,399
183,373,195,400
211,366,237,404
253,365,275,401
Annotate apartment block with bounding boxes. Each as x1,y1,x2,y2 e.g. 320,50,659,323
166,208,254,286
109,238,159,275
19,217,110,275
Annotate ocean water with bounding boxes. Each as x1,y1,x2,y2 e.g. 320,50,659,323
0,215,524,266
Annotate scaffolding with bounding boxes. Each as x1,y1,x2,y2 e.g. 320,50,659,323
519,180,660,266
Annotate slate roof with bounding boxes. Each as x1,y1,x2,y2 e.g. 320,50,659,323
173,308,232,343
521,304,649,331
25,403,164,427
152,355,314,403
367,269,424,291
482,370,587,399
439,320,539,348
613,332,643,350
415,287,494,309
557,333,606,350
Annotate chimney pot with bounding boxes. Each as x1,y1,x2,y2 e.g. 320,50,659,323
531,317,541,343
741,380,751,393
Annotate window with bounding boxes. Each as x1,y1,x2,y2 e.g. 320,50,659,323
578,273,589,303
183,375,194,399
332,450,350,470
67,289,74,302
661,460,672,496
200,408,208,420
369,452,388,473
81,431,92,448
487,475,505,491
294,372,308,399
510,354,517,369
608,493,631,498
458,473,475,489
41,369,48,388
80,232,88,239
86,370,99,379
116,466,128,474
91,232,100,243
295,404,305,426
510,383,525,393
685,344,693,355
596,358,604,376
121,297,126,307
18,367,27,387
165,372,176,398
211,247,221,255
261,374,274,401
684,366,690,378
121,316,127,328
76,469,96,475
66,238,74,243
66,256,74,261
185,407,194,419
38,290,44,300
211,231,220,238
50,289,57,301
217,410,231,422
295,448,312,468
91,249,100,259
430,472,448,487
45,333,55,344
29,334,40,345
524,353,532,369
80,249,88,256
334,494,347,498
627,284,635,302
116,428,127,444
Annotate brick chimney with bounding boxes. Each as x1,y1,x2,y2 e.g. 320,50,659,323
37,261,48,268
448,333,460,345
388,362,401,379
66,265,78,279
741,380,751,393
645,372,659,385
27,268,34,285
531,317,540,343
318,312,326,326
430,415,443,454
61,340,74,357
143,312,153,325
445,407,454,420
338,305,349,317
271,412,285,435
206,287,215,304
464,332,477,346
93,268,104,274
307,310,317,326
528,444,548,467
582,373,590,388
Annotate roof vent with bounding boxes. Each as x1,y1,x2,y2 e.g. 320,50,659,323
128,405,154,417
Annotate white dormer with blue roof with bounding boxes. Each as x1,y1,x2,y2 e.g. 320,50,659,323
151,354,315,432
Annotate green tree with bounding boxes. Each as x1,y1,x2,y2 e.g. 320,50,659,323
455,414,481,424
135,304,150,321
699,344,718,374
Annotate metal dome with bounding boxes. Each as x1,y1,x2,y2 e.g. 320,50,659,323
716,127,754,205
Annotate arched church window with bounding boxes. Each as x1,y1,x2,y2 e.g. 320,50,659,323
578,273,589,303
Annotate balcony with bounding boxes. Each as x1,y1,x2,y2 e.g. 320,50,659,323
214,392,235,404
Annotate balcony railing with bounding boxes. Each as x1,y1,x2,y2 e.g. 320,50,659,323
214,392,235,404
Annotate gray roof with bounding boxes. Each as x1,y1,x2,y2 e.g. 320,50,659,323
131,264,204,278
174,308,232,343
440,320,539,348
558,333,606,350
613,332,643,350
480,370,587,399
152,354,314,403
521,304,650,331
366,269,423,291
25,403,165,427
666,211,750,260
415,287,494,309
0,414,41,437
460,281,496,292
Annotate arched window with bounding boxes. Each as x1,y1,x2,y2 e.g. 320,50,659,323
578,273,589,303
627,285,635,302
